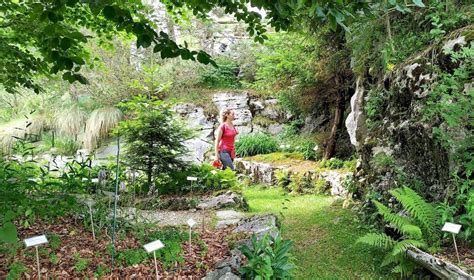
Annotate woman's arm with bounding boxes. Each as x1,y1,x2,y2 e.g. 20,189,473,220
214,124,223,160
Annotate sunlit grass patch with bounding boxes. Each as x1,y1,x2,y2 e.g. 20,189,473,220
242,186,392,279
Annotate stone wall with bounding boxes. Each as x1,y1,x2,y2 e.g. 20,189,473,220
234,158,351,196
175,92,289,163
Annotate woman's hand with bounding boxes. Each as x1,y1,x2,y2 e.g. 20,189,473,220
214,154,220,162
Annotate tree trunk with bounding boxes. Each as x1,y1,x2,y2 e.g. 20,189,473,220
324,81,346,159
406,247,472,280
147,158,152,188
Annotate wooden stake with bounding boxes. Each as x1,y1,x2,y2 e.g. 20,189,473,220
153,251,159,280
452,233,461,264
35,246,41,280
88,204,95,240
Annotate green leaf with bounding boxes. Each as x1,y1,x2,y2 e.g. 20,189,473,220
47,11,58,22
60,37,72,50
62,72,74,82
0,222,18,244
74,74,88,85
4,210,17,222
102,6,116,19
197,51,210,65
412,0,425,8
138,34,152,48
160,47,173,59
153,44,163,53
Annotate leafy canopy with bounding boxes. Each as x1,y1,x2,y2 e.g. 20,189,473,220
1,0,378,94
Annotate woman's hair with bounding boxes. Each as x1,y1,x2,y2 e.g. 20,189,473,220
220,108,232,123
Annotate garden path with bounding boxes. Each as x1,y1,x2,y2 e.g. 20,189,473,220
117,207,246,228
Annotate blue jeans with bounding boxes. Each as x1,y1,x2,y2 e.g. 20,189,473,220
219,151,234,170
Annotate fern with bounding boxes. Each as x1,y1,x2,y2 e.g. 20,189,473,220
391,239,426,256
392,258,416,278
389,187,438,239
372,200,422,239
380,253,398,267
358,187,439,277
357,233,396,249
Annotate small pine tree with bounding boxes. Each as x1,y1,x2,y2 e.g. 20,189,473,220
115,95,191,191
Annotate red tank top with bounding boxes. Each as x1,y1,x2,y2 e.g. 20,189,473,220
219,123,238,159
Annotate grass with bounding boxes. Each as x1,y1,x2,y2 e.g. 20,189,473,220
246,152,305,163
242,186,392,280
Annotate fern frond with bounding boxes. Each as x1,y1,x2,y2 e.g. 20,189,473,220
372,200,421,238
392,257,416,277
357,233,396,249
399,224,422,239
391,239,426,257
381,253,399,267
389,187,438,237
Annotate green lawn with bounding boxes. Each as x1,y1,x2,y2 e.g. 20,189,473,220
242,186,392,280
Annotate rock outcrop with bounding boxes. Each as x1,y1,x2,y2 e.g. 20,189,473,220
197,191,247,210
202,214,280,280
346,28,473,202
175,92,289,163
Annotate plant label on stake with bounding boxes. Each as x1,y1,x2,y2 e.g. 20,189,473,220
143,240,165,280
187,176,197,196
442,222,462,264
24,235,48,280
187,218,196,252
86,199,96,240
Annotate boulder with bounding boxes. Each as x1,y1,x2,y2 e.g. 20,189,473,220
197,192,246,210
234,159,276,185
174,103,215,140
319,170,352,196
345,77,367,149
233,214,278,239
266,123,284,135
213,92,253,134
301,110,330,134
216,210,245,228
182,138,213,163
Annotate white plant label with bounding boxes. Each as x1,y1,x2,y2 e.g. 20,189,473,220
143,240,164,253
186,176,197,181
24,235,48,247
442,222,462,234
187,218,196,228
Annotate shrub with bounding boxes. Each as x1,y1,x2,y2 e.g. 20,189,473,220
159,164,238,194
357,187,439,277
143,227,189,269
319,158,344,169
198,57,240,89
239,232,295,279
370,152,395,171
73,253,89,272
7,262,28,280
278,135,320,160
275,170,290,189
235,133,278,157
287,173,313,194
116,248,149,266
314,179,330,195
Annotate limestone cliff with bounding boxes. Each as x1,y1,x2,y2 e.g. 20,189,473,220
346,26,473,203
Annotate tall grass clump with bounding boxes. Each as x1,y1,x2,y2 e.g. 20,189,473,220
235,133,278,157
54,106,86,137
83,106,122,150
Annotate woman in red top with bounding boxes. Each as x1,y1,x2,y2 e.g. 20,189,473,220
214,108,238,170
